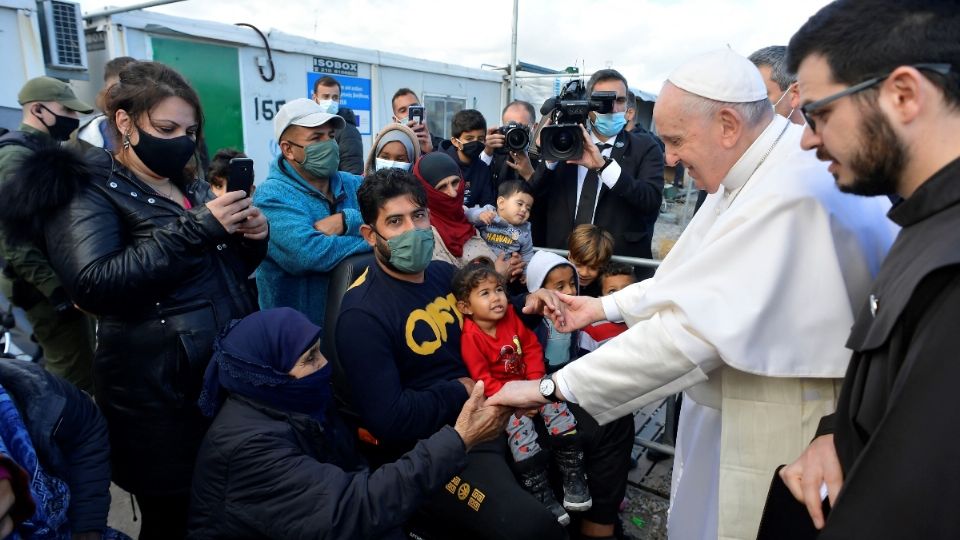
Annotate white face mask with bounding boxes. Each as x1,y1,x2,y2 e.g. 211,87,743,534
375,157,412,171
316,99,339,115
773,83,796,119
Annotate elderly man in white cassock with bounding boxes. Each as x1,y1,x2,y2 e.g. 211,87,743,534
487,49,898,540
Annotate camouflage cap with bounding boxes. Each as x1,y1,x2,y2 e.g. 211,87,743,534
17,76,94,113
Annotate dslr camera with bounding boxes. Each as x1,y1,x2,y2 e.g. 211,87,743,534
496,122,531,153
539,80,616,161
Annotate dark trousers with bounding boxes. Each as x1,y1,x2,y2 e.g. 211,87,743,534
136,493,190,540
409,439,569,540
565,404,635,525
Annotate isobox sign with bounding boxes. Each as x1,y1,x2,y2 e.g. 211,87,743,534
312,56,359,77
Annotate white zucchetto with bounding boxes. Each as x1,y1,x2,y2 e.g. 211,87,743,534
667,48,768,103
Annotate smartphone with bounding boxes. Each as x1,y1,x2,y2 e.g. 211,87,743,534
408,105,424,125
227,158,254,195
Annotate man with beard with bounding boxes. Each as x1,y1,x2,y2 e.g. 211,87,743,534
487,48,897,540
778,2,960,538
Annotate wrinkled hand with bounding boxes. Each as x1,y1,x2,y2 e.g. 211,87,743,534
454,381,512,451
236,205,268,240
486,380,549,411
553,292,604,332
506,150,535,180
567,125,605,170
493,253,524,281
522,288,566,327
313,213,345,236
780,434,843,529
0,478,15,539
408,121,433,153
205,191,259,234
478,211,497,225
484,127,505,156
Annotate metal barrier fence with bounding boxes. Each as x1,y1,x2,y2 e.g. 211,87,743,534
532,247,662,269
532,247,675,456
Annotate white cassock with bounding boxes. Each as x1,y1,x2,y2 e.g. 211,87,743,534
555,115,898,540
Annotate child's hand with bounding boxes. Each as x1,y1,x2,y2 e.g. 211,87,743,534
479,210,496,225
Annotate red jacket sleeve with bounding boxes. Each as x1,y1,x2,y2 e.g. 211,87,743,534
460,322,503,397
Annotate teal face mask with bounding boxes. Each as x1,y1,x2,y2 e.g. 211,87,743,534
592,112,627,137
376,227,435,273
288,139,340,179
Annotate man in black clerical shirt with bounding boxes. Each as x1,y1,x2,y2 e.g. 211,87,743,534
779,2,960,538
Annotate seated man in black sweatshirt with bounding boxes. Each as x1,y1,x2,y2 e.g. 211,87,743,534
337,168,564,539
337,168,635,540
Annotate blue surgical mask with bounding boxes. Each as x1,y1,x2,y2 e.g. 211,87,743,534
592,112,627,137
375,157,412,172
316,99,339,115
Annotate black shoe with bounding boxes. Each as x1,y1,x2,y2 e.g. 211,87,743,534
554,434,593,512
517,458,571,526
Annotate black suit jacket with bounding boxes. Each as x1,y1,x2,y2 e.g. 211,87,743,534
530,129,664,260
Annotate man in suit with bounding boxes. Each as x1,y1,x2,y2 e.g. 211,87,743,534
530,69,664,269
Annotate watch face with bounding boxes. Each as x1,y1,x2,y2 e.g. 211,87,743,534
539,377,555,397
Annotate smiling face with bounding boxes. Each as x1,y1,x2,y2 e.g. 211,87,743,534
653,84,729,193
458,275,508,324
496,192,533,226
797,54,904,195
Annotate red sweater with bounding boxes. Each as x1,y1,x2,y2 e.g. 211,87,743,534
461,309,546,397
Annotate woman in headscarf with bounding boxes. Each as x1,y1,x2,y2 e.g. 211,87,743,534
412,152,523,278
363,123,421,176
189,308,505,540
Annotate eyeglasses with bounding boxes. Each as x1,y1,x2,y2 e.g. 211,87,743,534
800,63,952,133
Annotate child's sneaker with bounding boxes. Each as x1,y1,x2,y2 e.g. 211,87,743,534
517,458,571,526
554,435,593,511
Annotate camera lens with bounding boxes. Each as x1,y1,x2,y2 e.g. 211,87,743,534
554,130,574,153
505,128,529,151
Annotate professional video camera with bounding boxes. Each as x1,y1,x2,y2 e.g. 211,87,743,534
539,80,616,161
496,122,530,153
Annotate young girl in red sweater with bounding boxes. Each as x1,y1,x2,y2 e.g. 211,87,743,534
453,258,591,526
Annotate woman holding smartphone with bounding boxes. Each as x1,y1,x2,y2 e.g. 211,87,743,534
15,61,268,538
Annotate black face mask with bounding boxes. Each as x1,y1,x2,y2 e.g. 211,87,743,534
35,104,79,142
132,126,197,180
460,140,484,160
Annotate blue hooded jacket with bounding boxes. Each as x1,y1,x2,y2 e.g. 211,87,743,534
254,156,371,325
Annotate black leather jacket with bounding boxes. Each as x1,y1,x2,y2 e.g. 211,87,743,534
43,148,267,495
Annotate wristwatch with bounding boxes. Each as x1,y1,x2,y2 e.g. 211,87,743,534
595,156,614,174
539,376,558,402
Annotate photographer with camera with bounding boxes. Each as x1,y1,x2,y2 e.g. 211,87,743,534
531,70,664,271
481,100,539,189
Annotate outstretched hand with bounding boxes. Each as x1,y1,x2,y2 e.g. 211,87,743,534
453,381,512,451
486,380,549,410
550,292,605,332
522,288,566,328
